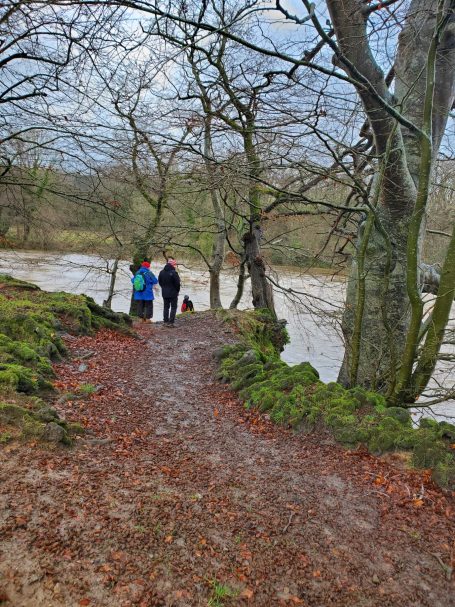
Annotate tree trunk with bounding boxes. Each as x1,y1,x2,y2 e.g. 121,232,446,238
103,257,119,309
329,0,455,395
242,124,276,317
209,262,223,308
243,226,276,317
338,212,409,391
204,115,225,309
230,257,247,309
410,223,455,396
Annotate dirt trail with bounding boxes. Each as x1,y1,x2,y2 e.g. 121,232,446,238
0,312,454,607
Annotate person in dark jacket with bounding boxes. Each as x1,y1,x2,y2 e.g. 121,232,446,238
158,258,180,327
131,259,158,323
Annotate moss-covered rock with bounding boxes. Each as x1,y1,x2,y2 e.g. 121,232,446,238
383,407,412,425
0,401,70,444
0,274,132,445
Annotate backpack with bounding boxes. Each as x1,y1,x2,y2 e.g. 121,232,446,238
133,272,147,292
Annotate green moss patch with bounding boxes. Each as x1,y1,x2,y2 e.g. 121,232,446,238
217,309,455,489
0,402,75,444
0,274,131,444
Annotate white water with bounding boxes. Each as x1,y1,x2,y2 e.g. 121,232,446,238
0,250,453,423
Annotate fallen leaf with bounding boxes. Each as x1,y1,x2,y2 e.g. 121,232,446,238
240,588,254,599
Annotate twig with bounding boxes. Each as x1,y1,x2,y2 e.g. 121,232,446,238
369,490,391,498
55,393,84,406
282,512,295,533
77,350,95,360
429,552,453,581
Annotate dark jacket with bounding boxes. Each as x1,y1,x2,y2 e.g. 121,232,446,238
132,267,158,301
158,263,181,298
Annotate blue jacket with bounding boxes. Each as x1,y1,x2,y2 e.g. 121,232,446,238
132,267,158,301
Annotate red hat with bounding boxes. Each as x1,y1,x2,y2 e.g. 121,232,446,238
141,261,151,268
168,258,177,268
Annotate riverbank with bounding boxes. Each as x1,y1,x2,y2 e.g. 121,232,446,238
1,311,454,606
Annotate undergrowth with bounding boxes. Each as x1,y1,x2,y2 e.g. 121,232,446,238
216,309,455,489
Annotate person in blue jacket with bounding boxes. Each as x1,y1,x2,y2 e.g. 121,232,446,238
131,259,158,323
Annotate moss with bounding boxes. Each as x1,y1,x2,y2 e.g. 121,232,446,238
383,407,412,426
0,431,14,443
21,415,47,439
348,387,386,410
67,422,85,435
216,309,455,488
0,364,39,393
432,457,455,488
218,309,289,358
0,402,32,423
438,421,455,441
0,274,132,446
368,417,407,453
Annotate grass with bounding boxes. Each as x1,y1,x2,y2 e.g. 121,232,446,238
207,580,237,607
78,383,97,395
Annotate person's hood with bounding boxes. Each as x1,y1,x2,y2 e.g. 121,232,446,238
138,266,148,273
164,263,176,272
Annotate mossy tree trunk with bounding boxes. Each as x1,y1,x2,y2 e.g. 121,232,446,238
329,0,455,400
242,121,276,318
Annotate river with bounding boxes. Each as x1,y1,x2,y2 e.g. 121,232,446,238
0,250,453,423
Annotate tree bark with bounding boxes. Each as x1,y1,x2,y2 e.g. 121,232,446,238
203,116,225,309
331,0,455,394
230,257,247,309
243,227,276,317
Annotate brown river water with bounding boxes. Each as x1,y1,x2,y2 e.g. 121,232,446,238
0,250,453,423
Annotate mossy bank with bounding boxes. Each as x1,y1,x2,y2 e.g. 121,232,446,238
0,274,131,445
216,309,455,489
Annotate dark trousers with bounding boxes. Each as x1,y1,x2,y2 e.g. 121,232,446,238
137,299,153,319
163,297,178,324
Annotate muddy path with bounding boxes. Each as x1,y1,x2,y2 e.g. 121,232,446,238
0,312,454,606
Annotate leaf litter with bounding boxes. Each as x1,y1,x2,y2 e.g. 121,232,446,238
0,314,454,606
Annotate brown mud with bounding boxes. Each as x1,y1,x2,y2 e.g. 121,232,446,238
0,312,454,606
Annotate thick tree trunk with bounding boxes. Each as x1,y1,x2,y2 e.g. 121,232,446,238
338,212,409,391
330,0,455,395
242,125,277,317
243,226,276,317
